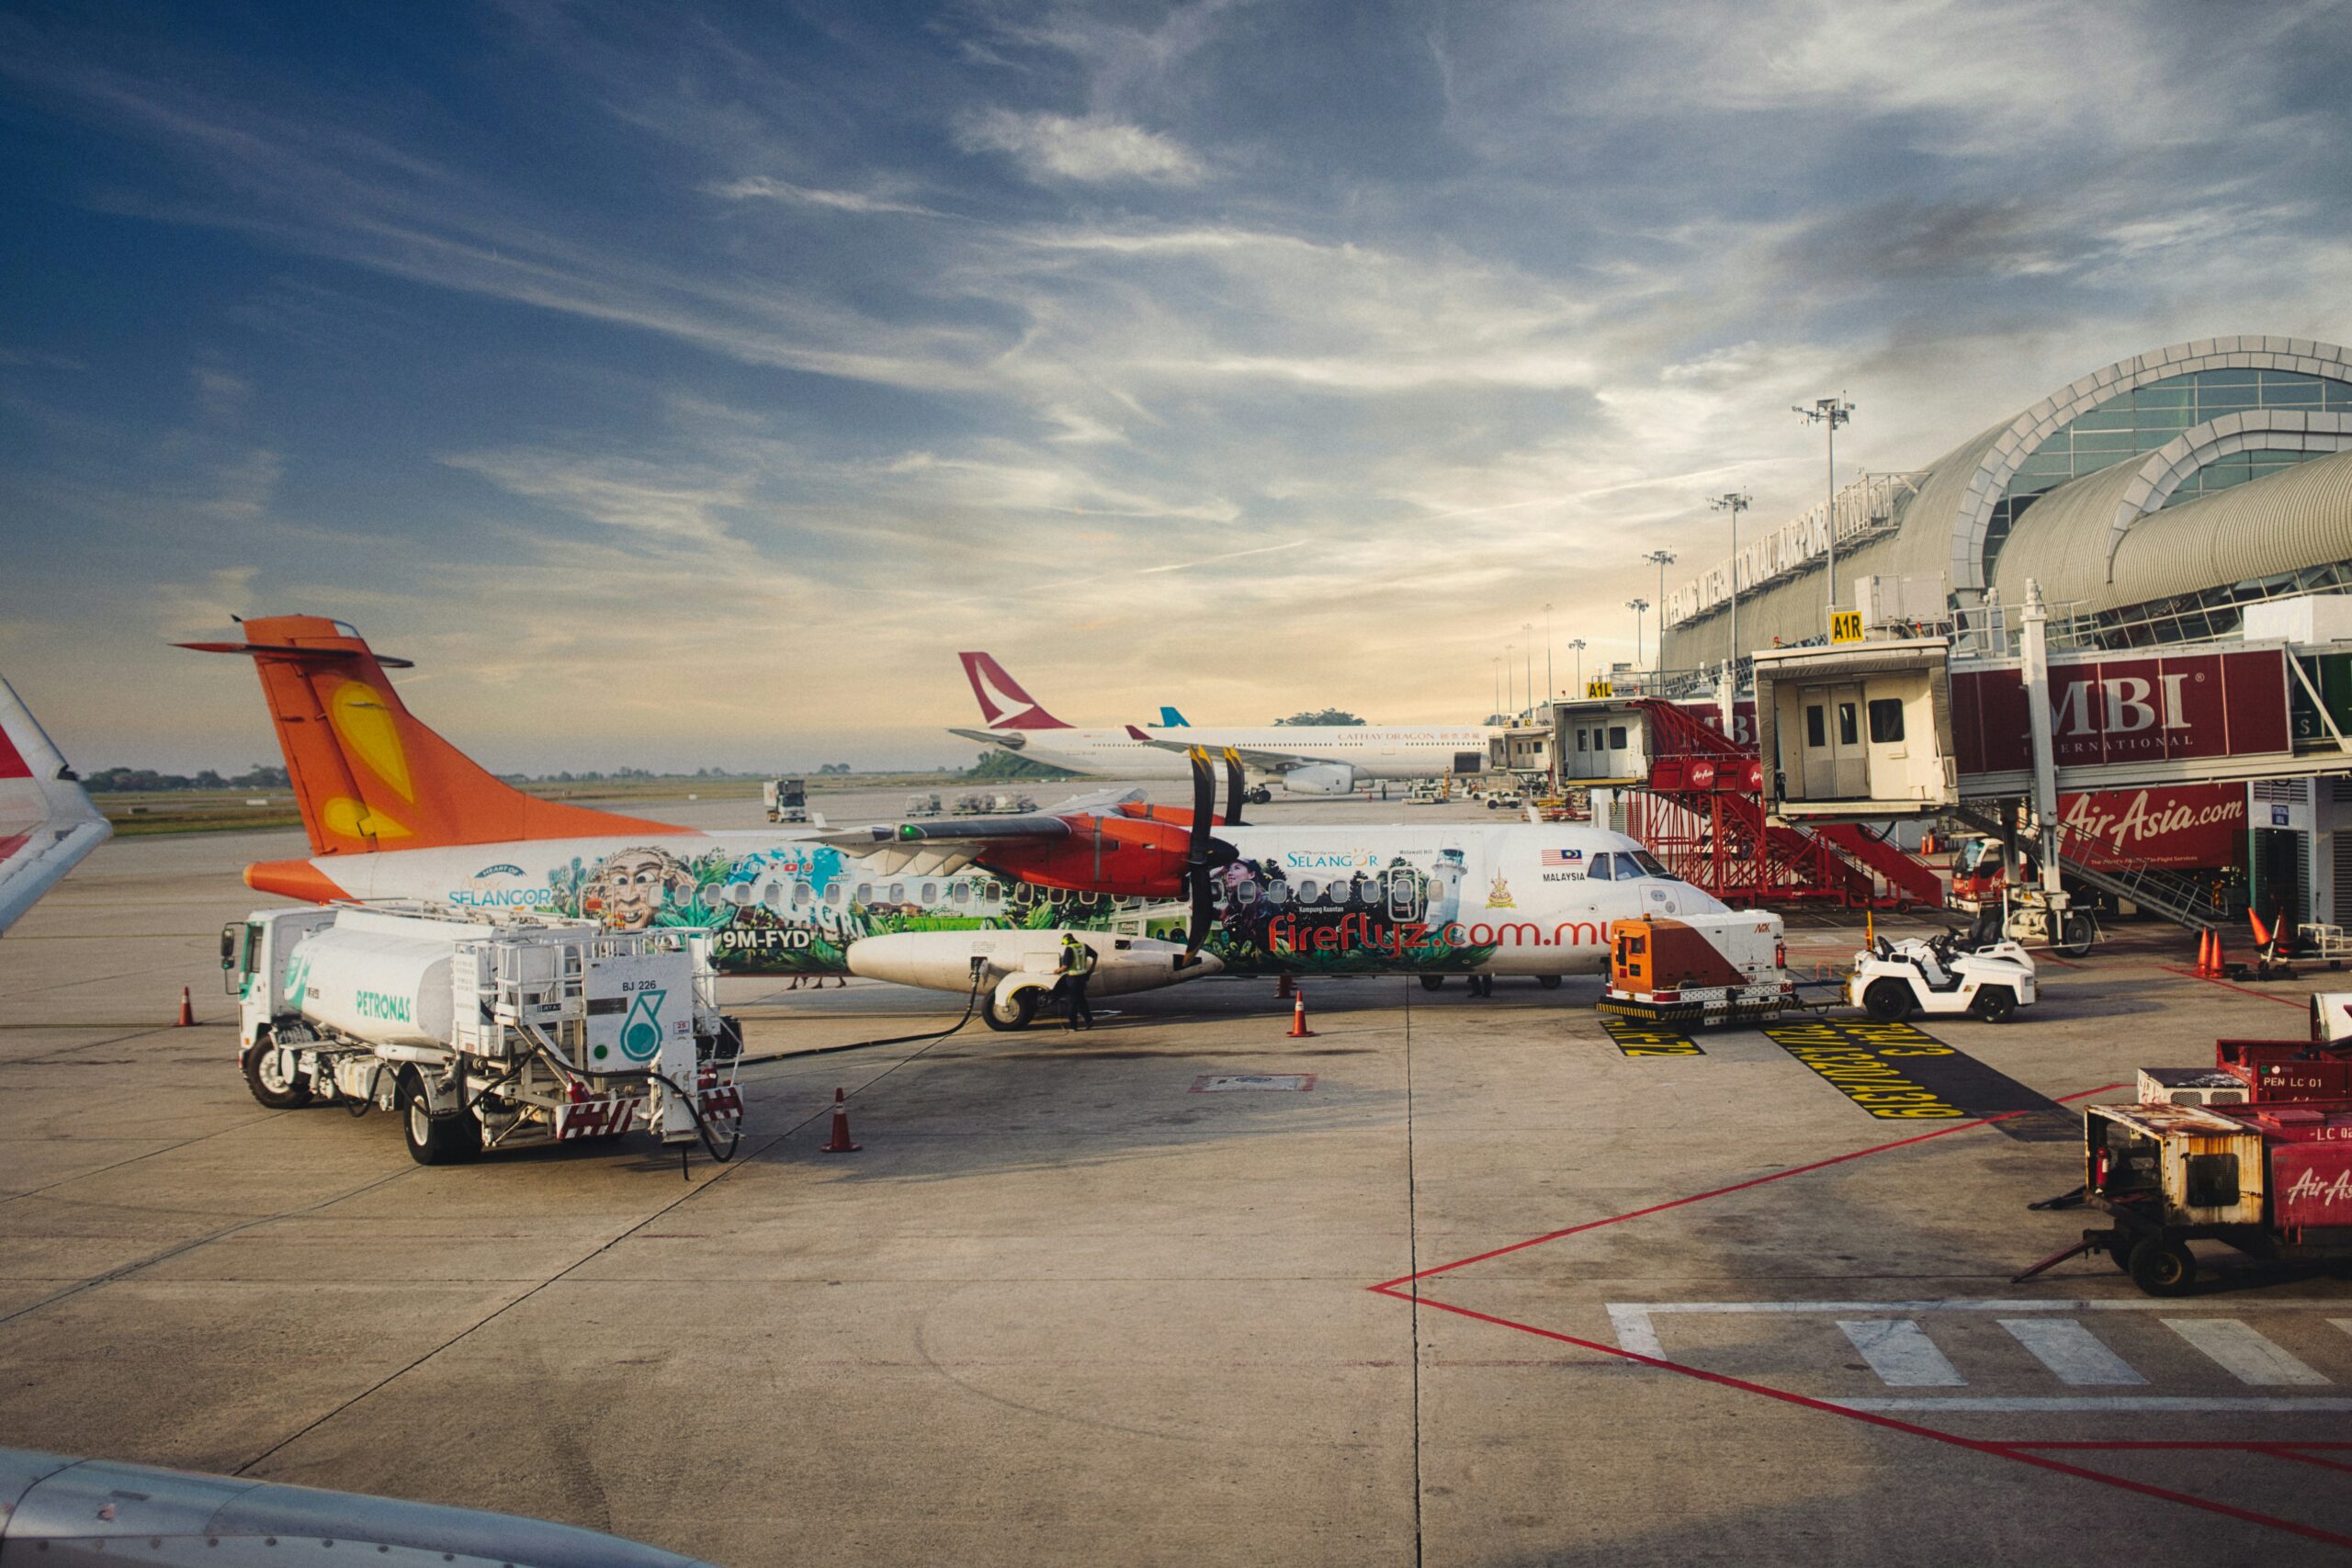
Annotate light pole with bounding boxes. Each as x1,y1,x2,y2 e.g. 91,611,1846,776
1543,603,1554,700
1642,550,1677,672
1568,637,1586,695
1794,395,1855,624
1711,491,1750,681
1627,598,1649,672
1491,656,1501,721
1521,623,1534,717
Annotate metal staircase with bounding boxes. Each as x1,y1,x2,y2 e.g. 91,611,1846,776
1946,802,2233,932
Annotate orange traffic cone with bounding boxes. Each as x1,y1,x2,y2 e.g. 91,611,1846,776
2195,929,2214,977
175,987,194,1027
820,1088,860,1153
2211,931,2229,977
1287,989,1314,1039
2249,908,2274,952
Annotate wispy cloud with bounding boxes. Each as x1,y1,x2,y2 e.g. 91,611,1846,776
956,109,1203,184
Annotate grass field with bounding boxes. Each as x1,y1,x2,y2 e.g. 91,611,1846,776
92,772,983,836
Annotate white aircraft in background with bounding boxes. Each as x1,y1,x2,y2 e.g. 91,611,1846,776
0,675,111,934
948,651,1498,795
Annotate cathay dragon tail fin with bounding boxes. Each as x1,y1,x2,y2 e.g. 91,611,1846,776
957,651,1071,730
0,674,111,934
181,615,683,855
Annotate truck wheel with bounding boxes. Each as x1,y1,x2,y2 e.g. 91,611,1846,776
1973,986,2018,1023
1862,979,1914,1022
2128,1235,2197,1296
1536,976,1563,990
980,987,1038,1032
1419,975,1446,992
398,1069,481,1166
242,1038,312,1110
2060,912,2096,958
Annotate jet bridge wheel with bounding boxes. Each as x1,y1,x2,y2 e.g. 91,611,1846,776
398,1068,481,1166
980,987,1040,1032
241,1034,312,1111
1861,978,1915,1023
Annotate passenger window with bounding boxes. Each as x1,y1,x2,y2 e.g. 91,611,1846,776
793,880,812,906
855,883,874,903
763,881,784,910
921,882,937,903
982,884,1002,905
1300,880,1320,902
1805,705,1826,748
826,882,844,906
951,883,971,905
1838,703,1859,747
1868,698,1905,744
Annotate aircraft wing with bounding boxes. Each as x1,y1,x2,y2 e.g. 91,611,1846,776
1120,726,1321,773
0,675,111,935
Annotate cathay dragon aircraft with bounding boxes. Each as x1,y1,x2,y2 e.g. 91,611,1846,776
0,675,110,934
950,651,1497,794
188,616,1756,1030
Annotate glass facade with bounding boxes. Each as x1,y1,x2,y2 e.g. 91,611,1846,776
1982,368,2352,574
2087,560,2352,649
2159,446,2333,506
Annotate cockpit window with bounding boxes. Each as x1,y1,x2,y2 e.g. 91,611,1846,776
1586,853,1613,881
1624,850,1669,878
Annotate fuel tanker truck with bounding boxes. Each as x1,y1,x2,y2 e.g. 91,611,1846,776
222,904,743,1165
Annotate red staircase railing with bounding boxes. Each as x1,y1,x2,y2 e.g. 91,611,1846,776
1628,700,1939,909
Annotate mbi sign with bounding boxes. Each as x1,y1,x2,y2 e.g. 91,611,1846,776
1951,649,2293,776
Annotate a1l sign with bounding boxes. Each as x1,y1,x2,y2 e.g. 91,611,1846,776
1829,611,1864,644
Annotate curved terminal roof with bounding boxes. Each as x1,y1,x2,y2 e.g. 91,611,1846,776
1662,333,2352,668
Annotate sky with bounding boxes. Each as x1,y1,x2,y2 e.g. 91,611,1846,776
3,0,2349,773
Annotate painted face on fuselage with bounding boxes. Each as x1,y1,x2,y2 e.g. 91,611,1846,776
587,848,689,931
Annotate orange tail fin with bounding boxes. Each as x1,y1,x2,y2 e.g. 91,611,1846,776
182,615,685,854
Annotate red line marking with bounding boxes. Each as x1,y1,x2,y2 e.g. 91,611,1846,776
1374,1084,2125,1292
2266,1450,2352,1477
2005,1441,2352,1452
1369,1080,2352,1551
2156,964,2307,1009
1382,1289,2352,1552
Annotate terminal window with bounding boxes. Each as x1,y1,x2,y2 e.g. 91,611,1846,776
1867,698,1905,744
1608,727,1627,749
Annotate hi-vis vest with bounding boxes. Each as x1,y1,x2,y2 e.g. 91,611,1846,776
1061,941,1096,977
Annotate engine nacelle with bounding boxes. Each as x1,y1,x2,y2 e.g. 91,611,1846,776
847,930,1221,1001
1283,762,1359,795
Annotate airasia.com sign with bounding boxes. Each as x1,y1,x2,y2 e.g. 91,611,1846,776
1951,649,2291,776
2060,784,2245,871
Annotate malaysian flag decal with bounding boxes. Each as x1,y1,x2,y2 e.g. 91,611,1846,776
1542,848,1585,867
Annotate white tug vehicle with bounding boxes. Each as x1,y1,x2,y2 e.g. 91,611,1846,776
223,904,743,1164
1848,929,2039,1023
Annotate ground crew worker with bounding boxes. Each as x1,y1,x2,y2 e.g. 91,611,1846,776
1057,932,1096,1031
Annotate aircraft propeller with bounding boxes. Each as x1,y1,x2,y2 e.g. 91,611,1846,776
1182,747,1243,957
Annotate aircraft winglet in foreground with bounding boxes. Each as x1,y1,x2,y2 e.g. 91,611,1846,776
0,675,111,935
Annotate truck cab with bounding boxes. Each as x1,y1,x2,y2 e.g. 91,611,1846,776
764,776,809,823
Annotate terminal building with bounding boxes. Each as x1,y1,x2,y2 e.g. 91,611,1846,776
1657,333,2352,932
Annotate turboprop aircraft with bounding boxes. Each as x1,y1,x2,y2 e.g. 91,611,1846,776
0,674,111,934
187,616,1758,1031
950,650,1497,795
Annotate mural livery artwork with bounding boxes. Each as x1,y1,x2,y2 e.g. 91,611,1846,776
450,840,1510,978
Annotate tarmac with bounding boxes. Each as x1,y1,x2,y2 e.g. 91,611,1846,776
4,789,2350,1564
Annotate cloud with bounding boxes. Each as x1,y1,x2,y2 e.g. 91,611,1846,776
702,176,945,218
956,108,1203,184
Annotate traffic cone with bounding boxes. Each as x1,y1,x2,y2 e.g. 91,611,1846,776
2195,929,2214,977
2249,908,2274,952
175,987,194,1027
1287,989,1314,1039
820,1088,860,1153
2211,931,2229,977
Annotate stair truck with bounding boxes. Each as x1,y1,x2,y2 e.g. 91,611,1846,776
222,905,744,1165
2018,997,2352,1294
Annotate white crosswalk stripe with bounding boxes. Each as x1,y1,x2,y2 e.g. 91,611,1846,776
1998,1318,2147,1386
1838,1319,1965,1387
2164,1319,2333,1386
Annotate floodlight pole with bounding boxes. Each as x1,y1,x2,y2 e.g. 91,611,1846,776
1642,550,1677,674
1627,599,1649,672
1521,623,1534,717
1544,603,1554,700
1710,491,1751,687
1568,637,1586,696
1794,396,1855,625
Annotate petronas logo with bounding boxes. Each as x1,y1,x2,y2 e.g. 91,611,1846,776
621,991,667,1062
